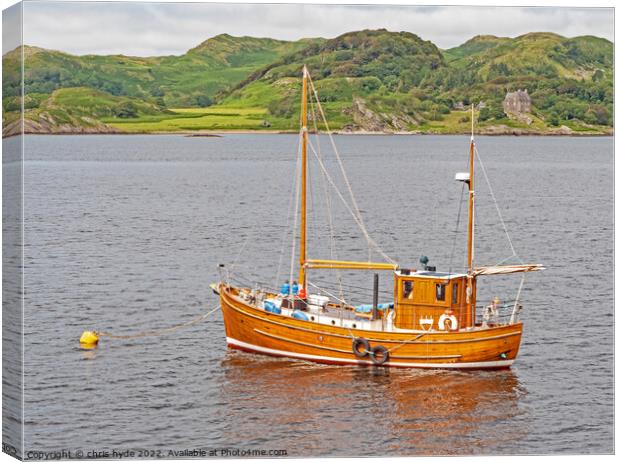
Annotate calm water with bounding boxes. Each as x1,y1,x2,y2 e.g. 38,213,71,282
13,134,614,456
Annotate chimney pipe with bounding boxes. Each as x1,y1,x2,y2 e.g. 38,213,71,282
372,273,379,320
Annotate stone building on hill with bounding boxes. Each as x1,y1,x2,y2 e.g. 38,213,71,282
503,89,531,113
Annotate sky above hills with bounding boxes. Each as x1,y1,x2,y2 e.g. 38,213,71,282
3,1,615,56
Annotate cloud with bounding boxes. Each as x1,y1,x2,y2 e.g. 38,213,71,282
19,2,614,56
3,3,22,55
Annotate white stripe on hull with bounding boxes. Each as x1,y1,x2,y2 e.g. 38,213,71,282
226,337,514,369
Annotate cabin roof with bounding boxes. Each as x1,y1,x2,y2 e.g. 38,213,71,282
395,270,466,280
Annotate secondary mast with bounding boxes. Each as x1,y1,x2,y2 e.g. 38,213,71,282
299,65,309,288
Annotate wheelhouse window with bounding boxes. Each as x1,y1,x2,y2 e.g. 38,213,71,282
452,283,459,304
436,283,446,301
402,280,414,299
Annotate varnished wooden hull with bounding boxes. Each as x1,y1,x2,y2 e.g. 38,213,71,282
219,284,523,369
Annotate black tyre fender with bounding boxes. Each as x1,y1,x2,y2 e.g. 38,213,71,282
352,337,370,358
370,345,389,365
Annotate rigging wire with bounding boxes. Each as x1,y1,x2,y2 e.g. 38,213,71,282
448,182,466,275
288,134,303,293
307,134,320,265
474,146,523,264
307,137,392,266
307,281,351,308
308,93,345,301
274,131,304,288
229,231,251,277
309,279,393,298
468,142,526,319
307,73,396,265
511,274,526,323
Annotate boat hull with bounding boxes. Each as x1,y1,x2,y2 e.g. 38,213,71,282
219,285,522,369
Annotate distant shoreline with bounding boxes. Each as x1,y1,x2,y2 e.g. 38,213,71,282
4,129,613,138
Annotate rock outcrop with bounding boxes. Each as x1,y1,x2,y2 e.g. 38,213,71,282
3,111,121,137
341,97,417,133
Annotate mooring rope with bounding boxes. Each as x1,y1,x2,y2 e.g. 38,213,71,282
97,305,220,340
385,332,428,354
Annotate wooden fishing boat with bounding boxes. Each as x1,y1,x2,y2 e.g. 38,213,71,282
215,66,543,369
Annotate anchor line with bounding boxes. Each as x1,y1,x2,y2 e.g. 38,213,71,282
97,305,220,340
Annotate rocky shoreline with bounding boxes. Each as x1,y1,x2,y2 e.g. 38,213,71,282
2,114,121,138
3,123,613,138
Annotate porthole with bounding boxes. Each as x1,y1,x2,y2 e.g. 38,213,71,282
331,320,336,325
352,323,357,329
311,316,315,321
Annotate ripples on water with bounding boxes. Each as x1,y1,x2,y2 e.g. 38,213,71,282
11,134,613,455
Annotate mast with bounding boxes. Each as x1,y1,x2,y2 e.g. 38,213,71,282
466,104,475,322
299,65,308,288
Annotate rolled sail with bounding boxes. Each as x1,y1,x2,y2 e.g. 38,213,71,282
472,264,545,276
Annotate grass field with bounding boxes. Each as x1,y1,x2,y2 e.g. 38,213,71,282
104,103,351,132
104,107,277,132
102,105,609,135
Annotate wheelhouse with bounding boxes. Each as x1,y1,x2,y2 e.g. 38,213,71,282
393,269,475,330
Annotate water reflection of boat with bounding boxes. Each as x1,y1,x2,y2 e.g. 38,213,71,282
217,351,527,455
215,66,543,369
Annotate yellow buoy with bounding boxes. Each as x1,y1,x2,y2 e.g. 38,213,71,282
80,330,99,346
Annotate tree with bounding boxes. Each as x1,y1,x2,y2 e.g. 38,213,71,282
114,101,138,118
102,81,122,96
592,69,604,82
479,107,492,121
586,105,610,125
196,95,213,107
479,105,505,121
488,62,511,80
268,97,294,118
150,87,165,97
548,113,560,126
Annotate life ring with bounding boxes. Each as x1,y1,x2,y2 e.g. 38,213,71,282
438,312,459,331
370,345,389,365
352,337,370,358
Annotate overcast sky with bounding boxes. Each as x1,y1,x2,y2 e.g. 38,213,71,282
4,1,615,56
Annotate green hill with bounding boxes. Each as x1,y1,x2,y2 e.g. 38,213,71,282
2,35,315,108
432,32,613,130
3,87,172,135
212,29,447,131
2,29,613,136
442,35,511,63
442,32,612,79
210,30,612,133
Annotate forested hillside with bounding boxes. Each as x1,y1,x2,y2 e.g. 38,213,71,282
2,29,613,136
